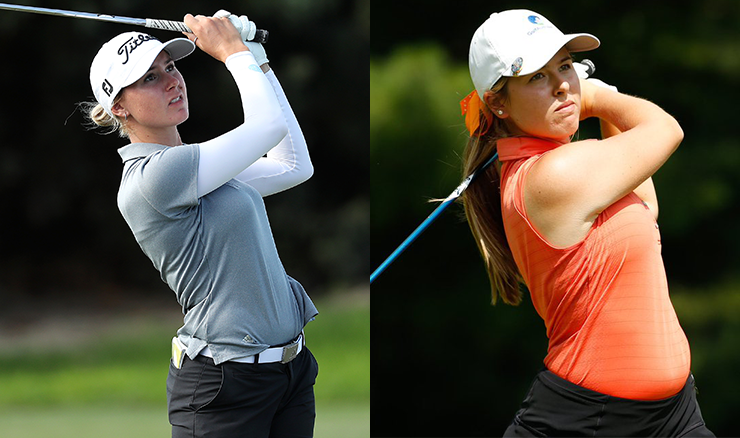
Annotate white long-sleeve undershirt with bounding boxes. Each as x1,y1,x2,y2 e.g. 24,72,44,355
196,51,313,198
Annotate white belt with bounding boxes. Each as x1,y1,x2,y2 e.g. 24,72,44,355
198,332,304,364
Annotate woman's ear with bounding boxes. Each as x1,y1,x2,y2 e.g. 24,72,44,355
483,90,507,119
110,102,128,119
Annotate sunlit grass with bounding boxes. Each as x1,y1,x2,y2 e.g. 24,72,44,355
0,290,369,437
0,401,368,438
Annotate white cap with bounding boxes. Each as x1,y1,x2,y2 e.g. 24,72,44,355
469,10,600,98
90,32,195,117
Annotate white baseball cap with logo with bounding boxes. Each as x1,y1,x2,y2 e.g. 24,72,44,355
469,10,600,99
90,32,195,117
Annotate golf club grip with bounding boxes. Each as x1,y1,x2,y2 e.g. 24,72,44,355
145,18,269,43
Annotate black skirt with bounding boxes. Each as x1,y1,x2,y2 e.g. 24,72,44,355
504,369,714,437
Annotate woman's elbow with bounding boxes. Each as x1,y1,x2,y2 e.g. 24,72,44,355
302,161,314,182
659,108,684,145
291,161,314,185
276,164,313,191
667,117,684,152
673,120,684,145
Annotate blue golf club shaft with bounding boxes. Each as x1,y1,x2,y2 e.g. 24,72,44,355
371,152,498,283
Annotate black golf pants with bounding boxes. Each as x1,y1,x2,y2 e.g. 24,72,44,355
167,347,318,438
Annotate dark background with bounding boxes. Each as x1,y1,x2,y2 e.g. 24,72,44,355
0,0,368,316
371,1,740,436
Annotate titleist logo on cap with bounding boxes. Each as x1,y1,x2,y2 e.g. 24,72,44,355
117,34,158,65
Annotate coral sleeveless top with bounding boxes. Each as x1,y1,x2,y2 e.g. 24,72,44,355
498,137,691,400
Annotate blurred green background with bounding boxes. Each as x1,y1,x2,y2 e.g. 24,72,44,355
0,0,368,436
371,1,740,436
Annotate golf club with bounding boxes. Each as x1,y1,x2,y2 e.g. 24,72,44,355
370,60,596,284
370,152,498,284
0,2,269,43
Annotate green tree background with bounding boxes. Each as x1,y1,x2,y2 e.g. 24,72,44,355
371,1,740,436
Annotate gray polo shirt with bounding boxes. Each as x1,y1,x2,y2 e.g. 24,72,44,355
117,142,317,365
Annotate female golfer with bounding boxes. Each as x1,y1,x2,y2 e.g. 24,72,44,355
460,9,714,437
85,12,318,438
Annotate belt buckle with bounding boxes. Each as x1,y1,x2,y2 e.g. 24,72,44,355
280,341,300,364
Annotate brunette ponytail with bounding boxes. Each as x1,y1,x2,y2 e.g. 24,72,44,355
460,79,524,305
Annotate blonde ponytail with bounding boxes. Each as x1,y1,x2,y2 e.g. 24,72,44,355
79,97,129,138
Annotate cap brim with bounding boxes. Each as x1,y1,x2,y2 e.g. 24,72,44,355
119,38,196,90
504,32,600,78
162,37,196,61
563,33,600,53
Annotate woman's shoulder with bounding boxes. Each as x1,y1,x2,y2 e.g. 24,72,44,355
118,143,200,214
515,139,606,247
524,139,601,199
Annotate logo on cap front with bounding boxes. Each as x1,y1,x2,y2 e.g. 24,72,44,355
526,15,552,36
117,33,158,65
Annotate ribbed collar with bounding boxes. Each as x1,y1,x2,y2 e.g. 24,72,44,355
118,143,170,163
497,137,564,162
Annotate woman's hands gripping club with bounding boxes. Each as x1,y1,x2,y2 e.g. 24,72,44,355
182,10,267,66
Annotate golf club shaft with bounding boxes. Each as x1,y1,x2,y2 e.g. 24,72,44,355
370,153,498,283
0,3,268,43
